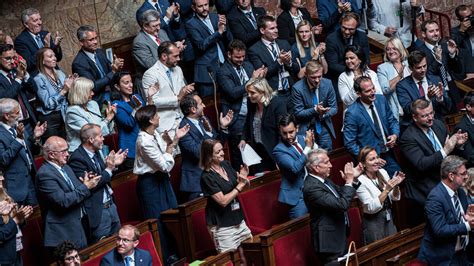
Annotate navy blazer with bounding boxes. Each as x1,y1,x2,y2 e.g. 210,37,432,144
343,95,399,157
68,146,113,230
325,29,370,81
454,115,474,167
416,41,465,81
277,8,313,45
36,161,89,248
71,49,113,97
399,119,448,205
317,0,362,35
303,175,356,254
100,247,152,266
227,6,266,47
217,60,254,128
418,182,471,264
290,77,337,138
14,29,63,74
0,218,18,264
272,135,307,206
396,74,452,128
214,0,235,14
0,126,35,203
248,39,300,91
185,13,233,83
242,95,288,157
451,26,474,73
178,116,227,193
0,74,37,125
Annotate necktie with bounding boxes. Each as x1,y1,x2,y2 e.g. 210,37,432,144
166,69,174,90
417,81,425,98
6,72,14,84
369,105,384,139
9,127,16,138
94,53,106,78
154,2,162,14
35,35,44,48
155,37,161,45
236,67,245,85
312,90,322,134
15,92,30,120
92,153,102,173
125,256,132,266
453,193,468,250
433,46,449,88
60,168,75,190
203,18,225,63
245,11,257,29
269,42,278,59
292,143,303,154
427,128,441,152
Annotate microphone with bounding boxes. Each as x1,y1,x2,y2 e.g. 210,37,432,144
207,65,220,128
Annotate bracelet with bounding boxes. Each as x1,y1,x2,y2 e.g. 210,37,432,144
235,187,242,193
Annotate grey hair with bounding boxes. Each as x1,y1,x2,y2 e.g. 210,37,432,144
440,155,467,179
305,148,328,169
79,123,100,144
21,8,40,24
140,9,161,28
0,98,19,116
77,25,96,41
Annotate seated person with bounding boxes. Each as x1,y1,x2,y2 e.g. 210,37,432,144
292,20,327,79
53,241,81,266
453,91,474,168
317,0,362,35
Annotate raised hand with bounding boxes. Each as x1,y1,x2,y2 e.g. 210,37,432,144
175,124,191,139
238,140,246,151
0,201,13,215
131,95,143,109
112,54,124,72
17,205,34,220
33,121,48,139
113,149,128,166
16,123,25,139
219,110,234,128
105,151,116,170
239,164,249,179
312,24,323,35
305,129,315,148
161,130,173,146
105,102,117,121
178,83,195,101
447,39,458,55
43,32,51,48
54,31,63,46
81,172,101,189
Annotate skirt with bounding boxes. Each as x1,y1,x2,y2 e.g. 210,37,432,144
208,220,252,253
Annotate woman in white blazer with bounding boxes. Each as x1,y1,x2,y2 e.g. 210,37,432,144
356,146,405,245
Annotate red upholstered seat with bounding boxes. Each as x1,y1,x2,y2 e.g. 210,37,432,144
272,223,319,266
329,152,354,186
137,231,163,266
238,179,290,234
191,208,217,259
405,259,428,266
34,156,44,170
113,176,143,224
20,213,45,266
104,133,119,152
347,207,363,247
169,155,186,204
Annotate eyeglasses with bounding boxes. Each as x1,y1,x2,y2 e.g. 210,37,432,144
0,56,14,61
116,237,136,244
50,149,68,154
64,254,80,262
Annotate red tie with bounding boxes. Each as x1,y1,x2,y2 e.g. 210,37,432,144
292,143,303,154
418,81,425,97
155,37,161,45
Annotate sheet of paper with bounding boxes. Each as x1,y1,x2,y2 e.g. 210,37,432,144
241,144,262,166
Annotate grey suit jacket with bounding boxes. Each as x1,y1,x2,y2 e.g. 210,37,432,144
132,30,170,77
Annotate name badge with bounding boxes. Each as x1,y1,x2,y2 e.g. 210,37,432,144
231,200,240,211
281,71,290,78
386,210,391,221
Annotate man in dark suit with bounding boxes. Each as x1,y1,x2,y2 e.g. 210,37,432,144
36,136,100,250
100,224,153,266
213,0,235,14
418,155,474,265
227,0,266,47
396,50,452,131
178,94,232,200
317,0,362,35
417,19,464,109
68,124,127,243
248,15,300,95
451,5,474,78
0,44,39,148
454,92,474,167
14,8,63,74
325,12,370,87
217,40,266,169
185,0,233,97
344,76,400,176
291,61,337,151
71,25,124,103
400,99,468,227
273,114,315,219
0,98,46,206
303,148,360,264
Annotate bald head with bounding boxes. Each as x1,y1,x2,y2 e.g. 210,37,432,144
43,136,69,166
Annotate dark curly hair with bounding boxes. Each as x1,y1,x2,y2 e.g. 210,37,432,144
54,240,79,265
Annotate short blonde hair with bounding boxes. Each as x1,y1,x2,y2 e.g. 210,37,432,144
384,37,409,62
68,77,93,105
245,78,275,106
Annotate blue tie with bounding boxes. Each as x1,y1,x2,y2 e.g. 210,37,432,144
9,127,16,138
60,168,75,190
312,91,322,134
125,256,131,266
245,11,257,29
453,193,468,249
94,53,106,78
166,69,174,90
427,129,441,152
35,35,44,48
154,2,162,14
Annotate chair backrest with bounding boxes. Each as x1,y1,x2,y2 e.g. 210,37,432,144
347,207,363,248
110,170,143,224
190,207,216,259
21,206,46,266
137,231,162,266
329,149,354,186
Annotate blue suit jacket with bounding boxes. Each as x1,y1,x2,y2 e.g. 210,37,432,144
290,77,337,138
272,135,307,206
68,146,113,230
100,247,152,266
0,218,18,264
36,161,89,248
396,74,452,128
248,39,300,91
217,60,254,128
0,74,37,125
71,49,113,98
112,94,144,158
14,29,63,74
418,182,471,264
343,95,399,157
178,116,227,193
0,126,35,203
185,13,233,83
227,6,266,47
317,0,362,35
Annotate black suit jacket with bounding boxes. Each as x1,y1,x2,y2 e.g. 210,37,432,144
325,29,370,81
217,60,254,128
451,26,474,73
14,29,63,74
0,74,37,128
276,8,313,45
399,119,448,205
71,49,113,96
416,42,465,81
68,146,113,230
242,95,287,157
248,39,300,91
453,115,474,167
227,6,266,47
303,175,356,255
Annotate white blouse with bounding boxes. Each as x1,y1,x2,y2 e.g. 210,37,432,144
338,69,383,110
356,169,400,214
133,130,175,175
